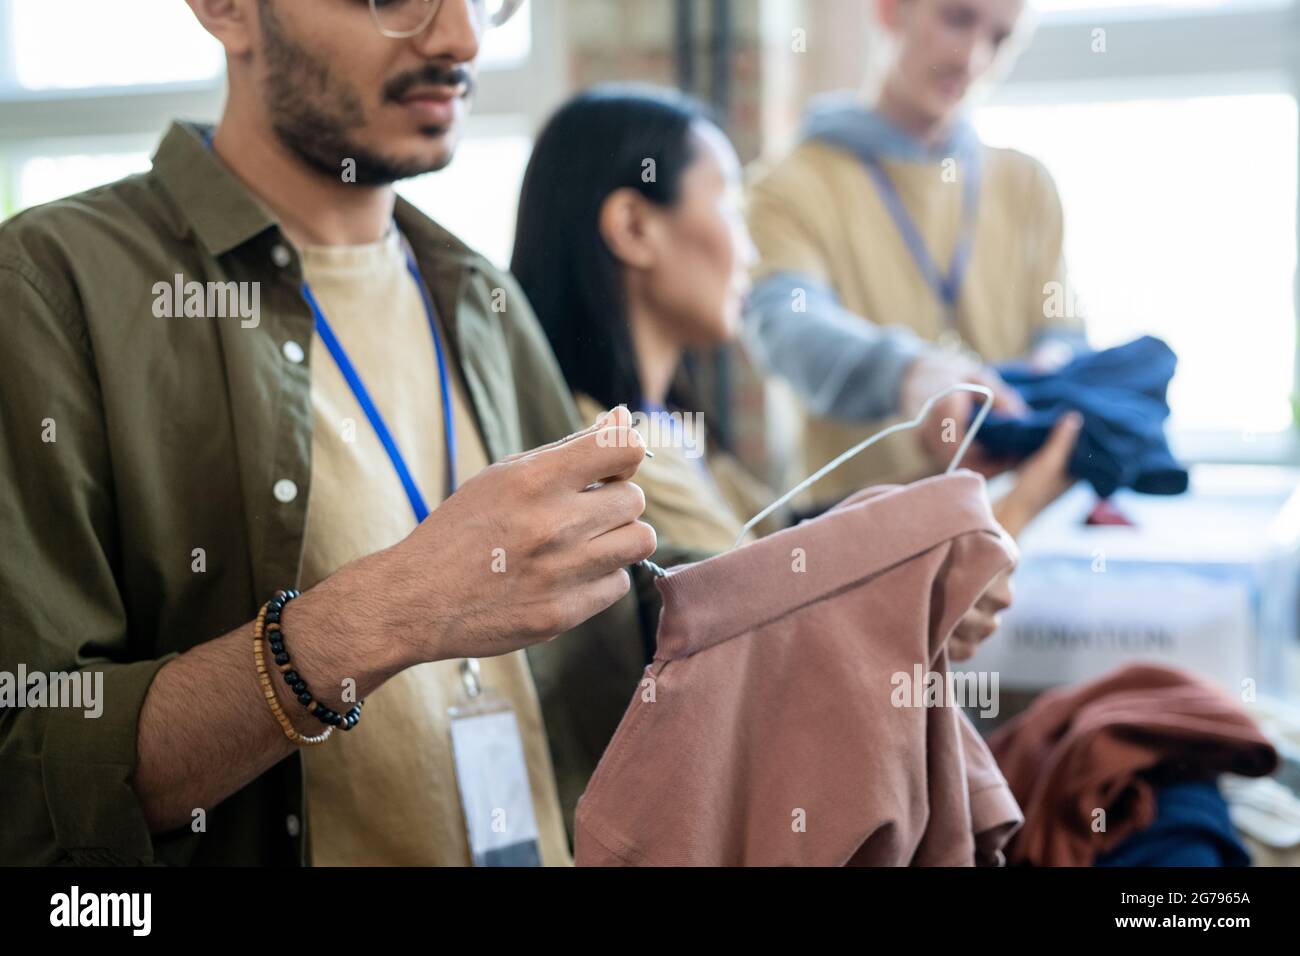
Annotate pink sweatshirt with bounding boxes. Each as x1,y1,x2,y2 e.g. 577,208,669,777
575,471,1022,866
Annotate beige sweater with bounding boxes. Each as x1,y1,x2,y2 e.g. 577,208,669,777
747,131,1080,508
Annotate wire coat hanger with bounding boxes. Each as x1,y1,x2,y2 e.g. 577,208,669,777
730,383,995,550
637,383,994,578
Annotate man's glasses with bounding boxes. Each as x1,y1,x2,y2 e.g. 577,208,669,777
369,0,525,39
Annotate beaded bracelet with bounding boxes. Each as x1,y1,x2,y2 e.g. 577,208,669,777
263,588,364,732
253,599,333,747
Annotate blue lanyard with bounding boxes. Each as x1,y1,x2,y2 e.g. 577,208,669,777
300,244,457,523
197,129,457,520
862,153,981,326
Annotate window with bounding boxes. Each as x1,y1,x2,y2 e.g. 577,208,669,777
0,0,559,255
396,125,535,267
5,0,529,92
1029,0,1291,16
17,148,153,209
981,0,1300,459
975,94,1298,436
11,0,223,91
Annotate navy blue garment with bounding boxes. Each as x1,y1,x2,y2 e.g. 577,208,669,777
1096,780,1250,867
975,336,1189,498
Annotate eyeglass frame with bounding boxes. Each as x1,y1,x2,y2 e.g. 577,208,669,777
368,0,526,40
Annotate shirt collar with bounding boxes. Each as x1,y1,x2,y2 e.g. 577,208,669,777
151,121,279,257
652,472,1007,660
151,119,486,277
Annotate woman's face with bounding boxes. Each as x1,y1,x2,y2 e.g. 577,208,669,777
639,122,757,348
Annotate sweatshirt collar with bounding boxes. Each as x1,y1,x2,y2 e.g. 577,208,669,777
801,93,981,164
653,471,1008,661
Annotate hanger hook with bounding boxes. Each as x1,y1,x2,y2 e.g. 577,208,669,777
730,383,996,550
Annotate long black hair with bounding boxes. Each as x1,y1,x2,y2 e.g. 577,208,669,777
511,85,710,414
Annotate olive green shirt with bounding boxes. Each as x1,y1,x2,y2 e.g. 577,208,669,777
0,122,650,865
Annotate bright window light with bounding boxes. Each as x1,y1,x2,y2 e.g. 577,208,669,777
17,152,152,210
396,131,534,268
976,94,1299,436
13,0,224,90
10,0,529,90
1029,0,1289,13
481,0,532,67
12,131,535,253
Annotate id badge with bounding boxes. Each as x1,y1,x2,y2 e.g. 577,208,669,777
448,659,543,867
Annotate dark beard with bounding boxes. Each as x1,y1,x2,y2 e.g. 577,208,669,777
257,0,474,186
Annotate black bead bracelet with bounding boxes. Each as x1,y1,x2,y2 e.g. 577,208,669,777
265,588,364,731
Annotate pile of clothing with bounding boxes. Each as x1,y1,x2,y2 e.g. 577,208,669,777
988,663,1278,867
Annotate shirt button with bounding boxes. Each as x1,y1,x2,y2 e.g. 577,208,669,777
282,340,305,364
273,479,298,504
271,244,292,268
285,814,301,838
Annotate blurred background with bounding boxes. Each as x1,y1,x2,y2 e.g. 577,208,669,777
2,0,1299,700
2,1,1294,460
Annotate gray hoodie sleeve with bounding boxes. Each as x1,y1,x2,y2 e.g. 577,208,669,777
744,271,927,423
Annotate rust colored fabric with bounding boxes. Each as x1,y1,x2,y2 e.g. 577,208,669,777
575,471,1021,866
988,663,1279,867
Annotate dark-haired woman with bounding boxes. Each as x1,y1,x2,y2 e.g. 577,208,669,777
512,87,1079,652
513,86,771,555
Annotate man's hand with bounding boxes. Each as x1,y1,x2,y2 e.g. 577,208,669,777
946,413,1083,663
902,351,1027,478
135,412,654,836
379,405,656,664
949,561,1016,662
992,411,1083,539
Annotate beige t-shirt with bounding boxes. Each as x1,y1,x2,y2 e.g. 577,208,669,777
295,230,570,866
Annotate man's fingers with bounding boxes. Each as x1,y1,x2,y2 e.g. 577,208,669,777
951,567,1015,660
977,568,1015,615
952,611,1000,655
558,421,647,488
498,406,623,466
578,521,658,582
576,480,647,540
934,392,971,423
1015,411,1083,506
596,404,633,431
948,638,977,662
1000,530,1022,569
1038,411,1084,466
991,389,1027,417
919,395,969,461
960,446,1015,479
569,568,635,627
512,407,644,492
971,368,1028,417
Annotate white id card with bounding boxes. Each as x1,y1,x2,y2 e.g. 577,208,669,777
448,662,542,867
